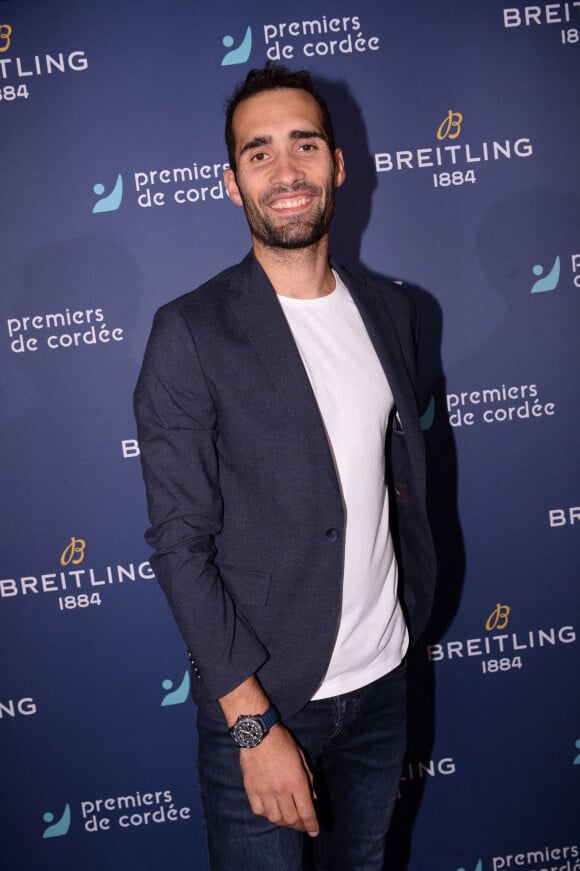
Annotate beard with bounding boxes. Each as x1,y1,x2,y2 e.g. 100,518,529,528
238,180,335,250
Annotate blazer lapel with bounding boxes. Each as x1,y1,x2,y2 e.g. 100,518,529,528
227,253,340,490
336,265,419,433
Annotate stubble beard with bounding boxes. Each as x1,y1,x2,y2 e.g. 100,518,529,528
238,181,335,251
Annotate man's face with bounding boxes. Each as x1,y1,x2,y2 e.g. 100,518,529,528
224,88,345,250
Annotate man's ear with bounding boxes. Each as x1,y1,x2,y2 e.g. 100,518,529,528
333,148,346,189
224,168,243,206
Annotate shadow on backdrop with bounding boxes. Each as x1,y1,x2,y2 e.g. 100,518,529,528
318,76,466,871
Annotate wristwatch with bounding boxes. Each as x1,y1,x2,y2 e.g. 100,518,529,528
230,706,279,748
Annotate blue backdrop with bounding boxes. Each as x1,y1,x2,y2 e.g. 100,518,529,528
1,2,579,870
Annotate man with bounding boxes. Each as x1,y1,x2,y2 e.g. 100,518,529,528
134,65,436,871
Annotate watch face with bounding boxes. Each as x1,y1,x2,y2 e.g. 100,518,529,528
233,716,265,748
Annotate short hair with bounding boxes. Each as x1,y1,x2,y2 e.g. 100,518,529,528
225,64,335,172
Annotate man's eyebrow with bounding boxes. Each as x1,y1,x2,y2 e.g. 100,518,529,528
239,135,273,157
289,129,325,142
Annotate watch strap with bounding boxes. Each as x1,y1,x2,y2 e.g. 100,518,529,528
259,705,279,733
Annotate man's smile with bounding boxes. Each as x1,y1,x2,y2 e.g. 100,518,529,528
261,183,321,216
269,195,314,212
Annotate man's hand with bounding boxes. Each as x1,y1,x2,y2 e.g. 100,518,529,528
219,675,319,836
240,723,319,837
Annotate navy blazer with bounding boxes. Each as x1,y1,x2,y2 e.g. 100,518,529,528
134,252,436,719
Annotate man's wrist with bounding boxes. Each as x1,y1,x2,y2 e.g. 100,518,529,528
218,674,271,728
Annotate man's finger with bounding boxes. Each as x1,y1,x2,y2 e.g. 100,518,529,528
275,796,301,830
259,795,284,826
292,789,319,837
298,748,317,798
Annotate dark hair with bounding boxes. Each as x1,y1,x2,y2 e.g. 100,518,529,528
225,64,335,171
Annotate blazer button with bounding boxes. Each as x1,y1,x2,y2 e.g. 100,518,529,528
325,528,340,542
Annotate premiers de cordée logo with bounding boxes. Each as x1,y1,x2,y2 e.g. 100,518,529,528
459,843,580,871
42,788,192,839
6,306,125,354
446,381,556,428
221,13,381,65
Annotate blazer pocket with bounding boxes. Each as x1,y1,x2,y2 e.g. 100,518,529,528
217,563,271,607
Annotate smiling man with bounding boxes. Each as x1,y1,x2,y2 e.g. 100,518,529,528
134,65,436,871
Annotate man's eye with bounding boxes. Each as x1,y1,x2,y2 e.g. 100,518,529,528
298,143,316,151
251,152,268,162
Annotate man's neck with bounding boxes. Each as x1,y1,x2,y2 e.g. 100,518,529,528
252,236,336,299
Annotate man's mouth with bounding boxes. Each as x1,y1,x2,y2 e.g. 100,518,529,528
269,195,312,211
261,183,321,214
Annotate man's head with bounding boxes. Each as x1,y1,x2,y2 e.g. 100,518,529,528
225,65,335,173
223,64,345,252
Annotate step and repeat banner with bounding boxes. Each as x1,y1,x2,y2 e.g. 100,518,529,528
1,2,579,869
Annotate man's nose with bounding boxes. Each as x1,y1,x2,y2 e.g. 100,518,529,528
270,151,305,186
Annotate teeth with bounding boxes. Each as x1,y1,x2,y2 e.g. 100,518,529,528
271,197,309,209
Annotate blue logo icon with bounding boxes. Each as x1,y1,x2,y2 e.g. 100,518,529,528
530,255,560,293
42,803,71,838
221,26,252,66
573,738,580,765
457,862,482,871
92,174,123,213
161,670,191,706
420,396,435,431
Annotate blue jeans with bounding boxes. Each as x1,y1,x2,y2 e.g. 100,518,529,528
196,662,407,871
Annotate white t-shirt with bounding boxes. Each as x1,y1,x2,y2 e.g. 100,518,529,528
277,272,408,699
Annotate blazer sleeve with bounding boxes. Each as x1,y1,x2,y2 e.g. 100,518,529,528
133,304,269,702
